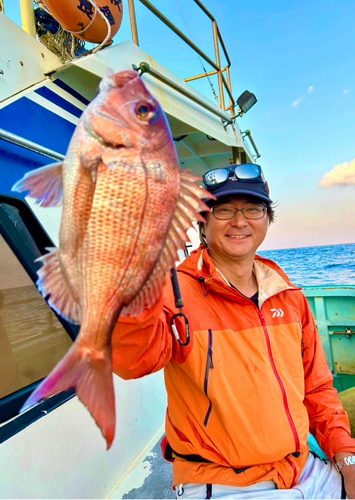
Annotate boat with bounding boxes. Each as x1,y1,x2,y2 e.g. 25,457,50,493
0,1,354,498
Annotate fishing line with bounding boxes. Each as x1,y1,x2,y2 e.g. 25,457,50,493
172,0,221,106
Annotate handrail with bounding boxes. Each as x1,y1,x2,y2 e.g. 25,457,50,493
127,0,235,113
137,0,221,74
193,0,231,67
242,130,261,159
133,62,233,124
184,67,228,83
0,128,65,161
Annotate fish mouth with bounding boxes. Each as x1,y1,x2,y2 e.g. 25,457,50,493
84,111,131,149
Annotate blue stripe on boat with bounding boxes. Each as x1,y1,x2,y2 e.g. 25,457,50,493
35,87,83,118
0,97,75,196
53,79,91,106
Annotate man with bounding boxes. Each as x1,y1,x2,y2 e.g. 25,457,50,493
112,163,355,498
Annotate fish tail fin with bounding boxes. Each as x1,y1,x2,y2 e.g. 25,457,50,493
21,342,116,449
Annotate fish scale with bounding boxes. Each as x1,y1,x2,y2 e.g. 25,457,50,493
12,68,215,448
83,164,148,307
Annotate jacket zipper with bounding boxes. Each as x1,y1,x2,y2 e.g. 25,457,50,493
259,310,301,454
203,329,214,427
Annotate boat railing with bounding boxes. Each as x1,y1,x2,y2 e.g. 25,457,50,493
133,62,233,124
0,128,64,162
128,0,236,118
242,130,261,159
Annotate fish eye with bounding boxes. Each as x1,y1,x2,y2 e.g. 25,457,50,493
135,101,156,122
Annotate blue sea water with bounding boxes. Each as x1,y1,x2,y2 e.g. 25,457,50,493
259,243,355,287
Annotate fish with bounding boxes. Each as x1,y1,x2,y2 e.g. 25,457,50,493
12,69,215,449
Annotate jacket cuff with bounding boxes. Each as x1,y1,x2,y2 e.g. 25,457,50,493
328,436,355,460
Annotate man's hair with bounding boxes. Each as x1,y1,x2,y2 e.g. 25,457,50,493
198,196,276,248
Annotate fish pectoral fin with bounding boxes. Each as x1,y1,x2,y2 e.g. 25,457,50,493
121,171,214,317
36,247,81,324
121,261,167,317
20,342,116,450
12,162,64,207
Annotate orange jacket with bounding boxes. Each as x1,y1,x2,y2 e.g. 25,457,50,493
112,247,355,489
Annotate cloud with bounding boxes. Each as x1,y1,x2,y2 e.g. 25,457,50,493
292,97,303,107
319,159,355,188
291,86,314,107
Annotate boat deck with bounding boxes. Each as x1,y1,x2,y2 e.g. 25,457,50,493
109,437,175,499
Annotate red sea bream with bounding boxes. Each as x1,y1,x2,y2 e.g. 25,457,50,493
12,69,214,448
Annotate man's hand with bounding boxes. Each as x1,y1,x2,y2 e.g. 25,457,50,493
334,452,355,499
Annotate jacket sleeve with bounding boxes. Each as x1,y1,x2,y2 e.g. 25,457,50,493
111,276,191,380
301,294,355,459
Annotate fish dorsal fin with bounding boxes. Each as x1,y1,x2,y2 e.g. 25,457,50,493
121,171,214,317
36,247,81,324
12,162,64,207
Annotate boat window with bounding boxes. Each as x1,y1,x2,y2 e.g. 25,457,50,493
0,196,78,439
0,234,73,401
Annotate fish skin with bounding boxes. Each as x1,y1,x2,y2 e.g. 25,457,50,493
12,69,215,449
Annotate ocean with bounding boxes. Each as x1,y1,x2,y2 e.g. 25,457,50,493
259,243,355,287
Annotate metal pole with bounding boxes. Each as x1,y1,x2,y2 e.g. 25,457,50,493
242,130,261,159
226,66,234,116
139,0,219,72
193,0,232,67
213,20,225,110
0,128,65,161
184,67,227,83
137,0,235,108
128,0,139,46
134,62,233,124
20,0,37,38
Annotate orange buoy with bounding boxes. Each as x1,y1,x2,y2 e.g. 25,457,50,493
41,0,123,44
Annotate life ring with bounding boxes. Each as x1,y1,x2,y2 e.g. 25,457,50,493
41,0,123,44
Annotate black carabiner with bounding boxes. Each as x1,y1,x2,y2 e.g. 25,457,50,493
171,311,190,347
170,268,190,347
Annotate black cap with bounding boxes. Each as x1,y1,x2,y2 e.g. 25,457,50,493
205,178,272,204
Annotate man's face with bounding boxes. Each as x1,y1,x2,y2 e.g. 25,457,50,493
203,196,269,264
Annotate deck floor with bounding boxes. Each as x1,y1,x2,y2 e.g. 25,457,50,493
110,439,175,499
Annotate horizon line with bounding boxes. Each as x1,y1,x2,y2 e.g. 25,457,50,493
260,241,355,253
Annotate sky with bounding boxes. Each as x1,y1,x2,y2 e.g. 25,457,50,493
4,0,355,250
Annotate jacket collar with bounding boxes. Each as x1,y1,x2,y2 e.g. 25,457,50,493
179,246,300,305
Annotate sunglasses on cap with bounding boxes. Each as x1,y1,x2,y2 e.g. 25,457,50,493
202,164,265,187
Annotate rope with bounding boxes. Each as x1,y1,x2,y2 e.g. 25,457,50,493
173,0,221,107
34,0,112,60
89,0,112,53
0,0,4,13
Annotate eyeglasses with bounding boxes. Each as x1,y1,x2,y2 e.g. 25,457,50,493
203,164,265,187
212,205,267,220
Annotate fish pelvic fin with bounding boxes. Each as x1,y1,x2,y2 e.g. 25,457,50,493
20,342,116,450
121,171,215,317
36,247,81,324
12,162,63,207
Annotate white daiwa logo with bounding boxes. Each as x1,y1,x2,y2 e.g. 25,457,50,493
271,308,284,318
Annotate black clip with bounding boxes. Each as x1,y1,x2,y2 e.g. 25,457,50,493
170,268,190,347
